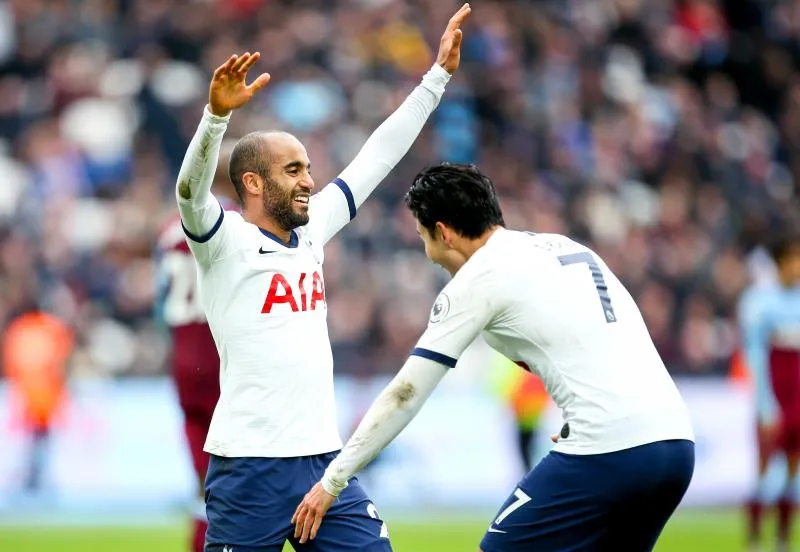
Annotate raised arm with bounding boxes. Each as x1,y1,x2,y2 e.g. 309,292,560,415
307,3,472,244
176,108,231,240
176,52,270,264
336,63,450,207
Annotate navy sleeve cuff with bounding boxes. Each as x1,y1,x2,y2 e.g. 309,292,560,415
410,347,458,368
182,203,224,243
333,178,357,221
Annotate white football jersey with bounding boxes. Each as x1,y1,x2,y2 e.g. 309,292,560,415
414,229,694,455
187,182,355,457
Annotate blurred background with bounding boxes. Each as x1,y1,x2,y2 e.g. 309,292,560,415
0,0,796,550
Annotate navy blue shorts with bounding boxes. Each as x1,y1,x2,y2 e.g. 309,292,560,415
204,452,392,552
480,439,695,552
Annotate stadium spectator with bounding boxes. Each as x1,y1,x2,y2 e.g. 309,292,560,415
2,311,73,492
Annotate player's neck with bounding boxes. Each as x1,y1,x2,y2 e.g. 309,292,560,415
449,226,502,274
467,226,501,254
243,208,293,244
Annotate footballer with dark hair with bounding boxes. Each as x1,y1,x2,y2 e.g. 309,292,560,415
296,162,695,552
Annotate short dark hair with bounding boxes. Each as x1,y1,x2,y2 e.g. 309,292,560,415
228,132,271,201
404,163,505,239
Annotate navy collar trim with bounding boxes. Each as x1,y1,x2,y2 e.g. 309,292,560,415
259,227,299,248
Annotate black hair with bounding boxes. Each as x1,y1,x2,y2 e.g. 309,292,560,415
404,163,505,239
228,131,271,201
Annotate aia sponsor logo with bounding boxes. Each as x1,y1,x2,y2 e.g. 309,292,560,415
261,272,326,314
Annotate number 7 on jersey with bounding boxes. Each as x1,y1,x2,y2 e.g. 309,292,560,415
558,252,617,323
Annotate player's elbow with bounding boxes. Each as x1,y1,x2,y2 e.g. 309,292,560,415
177,178,192,201
388,381,417,409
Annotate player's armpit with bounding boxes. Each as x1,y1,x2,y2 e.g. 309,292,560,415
319,356,449,496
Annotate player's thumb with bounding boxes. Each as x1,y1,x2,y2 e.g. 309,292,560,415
452,29,463,48
249,72,271,92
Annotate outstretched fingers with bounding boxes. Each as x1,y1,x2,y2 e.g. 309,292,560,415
213,51,264,85
446,3,471,33
231,52,252,73
240,52,261,73
213,54,238,79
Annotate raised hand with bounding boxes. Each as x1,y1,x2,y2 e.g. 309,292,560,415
436,3,472,75
208,52,271,117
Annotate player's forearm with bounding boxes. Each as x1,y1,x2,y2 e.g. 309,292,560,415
321,357,449,496
176,106,232,235
337,64,451,208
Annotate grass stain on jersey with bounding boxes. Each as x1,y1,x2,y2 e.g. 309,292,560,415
179,131,216,200
178,179,191,199
391,382,416,406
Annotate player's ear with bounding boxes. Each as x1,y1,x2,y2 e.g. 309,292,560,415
436,222,452,248
242,172,262,196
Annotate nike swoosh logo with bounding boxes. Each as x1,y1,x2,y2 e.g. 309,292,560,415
487,528,507,534
258,247,277,254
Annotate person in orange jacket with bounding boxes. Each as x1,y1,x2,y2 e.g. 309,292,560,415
489,353,550,471
2,311,74,491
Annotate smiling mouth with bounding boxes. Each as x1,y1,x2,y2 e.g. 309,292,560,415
293,195,309,207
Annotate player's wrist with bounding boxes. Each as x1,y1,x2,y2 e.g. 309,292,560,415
203,104,232,124
422,63,451,96
429,62,452,80
320,471,348,497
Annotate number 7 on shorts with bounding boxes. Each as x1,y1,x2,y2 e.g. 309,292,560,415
492,488,532,528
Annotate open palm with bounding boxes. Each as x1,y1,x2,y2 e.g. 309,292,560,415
436,3,472,75
208,52,271,117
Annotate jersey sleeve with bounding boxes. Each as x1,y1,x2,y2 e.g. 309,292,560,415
412,272,495,368
305,180,354,246
305,64,451,245
739,288,779,424
175,106,236,267
320,354,449,496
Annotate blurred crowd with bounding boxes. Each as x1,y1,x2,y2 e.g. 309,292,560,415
0,0,797,379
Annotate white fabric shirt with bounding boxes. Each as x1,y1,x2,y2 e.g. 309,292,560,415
414,229,694,455
175,64,451,458
322,228,694,494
